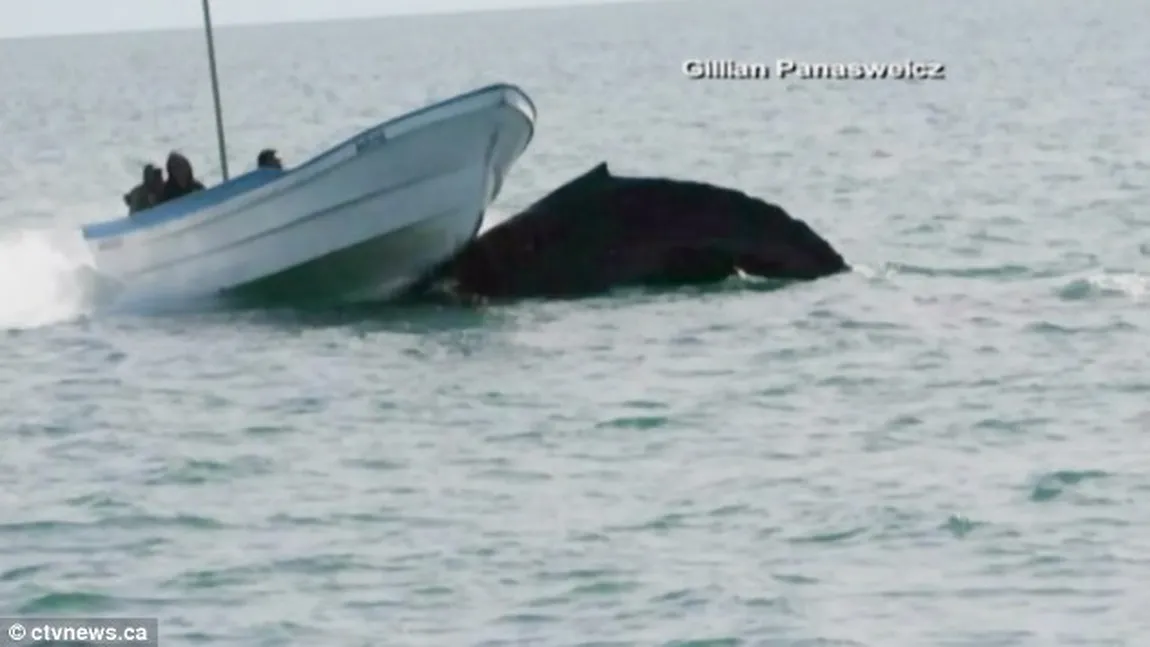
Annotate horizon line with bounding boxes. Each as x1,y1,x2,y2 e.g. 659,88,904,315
0,0,663,42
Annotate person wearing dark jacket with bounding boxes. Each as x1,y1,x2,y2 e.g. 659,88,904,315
161,151,205,203
256,148,282,170
124,164,165,215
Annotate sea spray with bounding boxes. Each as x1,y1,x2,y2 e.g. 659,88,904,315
0,228,104,330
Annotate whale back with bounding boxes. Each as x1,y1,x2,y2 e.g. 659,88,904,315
443,162,848,297
441,162,616,295
521,161,612,217
602,176,848,277
476,162,613,247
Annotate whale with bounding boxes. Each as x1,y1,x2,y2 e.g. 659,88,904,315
428,162,849,300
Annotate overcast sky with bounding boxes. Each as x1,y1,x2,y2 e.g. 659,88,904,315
0,0,619,39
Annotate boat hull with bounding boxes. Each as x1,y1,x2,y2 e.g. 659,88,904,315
81,83,536,305
221,206,483,304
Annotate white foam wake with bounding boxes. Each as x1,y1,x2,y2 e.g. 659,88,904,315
1083,271,1148,299
0,228,107,330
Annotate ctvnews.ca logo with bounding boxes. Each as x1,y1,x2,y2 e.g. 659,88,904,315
3,617,157,646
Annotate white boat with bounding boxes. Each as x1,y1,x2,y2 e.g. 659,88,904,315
81,83,536,305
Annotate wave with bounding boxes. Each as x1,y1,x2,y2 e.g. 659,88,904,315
1056,272,1147,301
0,227,107,330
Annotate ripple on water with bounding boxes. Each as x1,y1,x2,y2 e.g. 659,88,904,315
1056,272,1148,301
1029,469,1110,503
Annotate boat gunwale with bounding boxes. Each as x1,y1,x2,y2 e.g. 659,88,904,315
83,82,537,241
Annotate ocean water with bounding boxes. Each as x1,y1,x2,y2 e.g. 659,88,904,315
2,0,1149,644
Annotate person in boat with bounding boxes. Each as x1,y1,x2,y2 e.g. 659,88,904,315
256,148,283,170
161,151,205,203
123,164,165,215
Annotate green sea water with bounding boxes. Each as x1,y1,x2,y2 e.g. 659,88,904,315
1,0,1149,644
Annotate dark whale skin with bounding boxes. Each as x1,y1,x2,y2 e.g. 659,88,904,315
438,162,849,299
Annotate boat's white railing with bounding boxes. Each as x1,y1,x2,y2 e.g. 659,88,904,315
201,0,230,181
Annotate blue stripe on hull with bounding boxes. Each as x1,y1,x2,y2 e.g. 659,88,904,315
83,168,282,239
